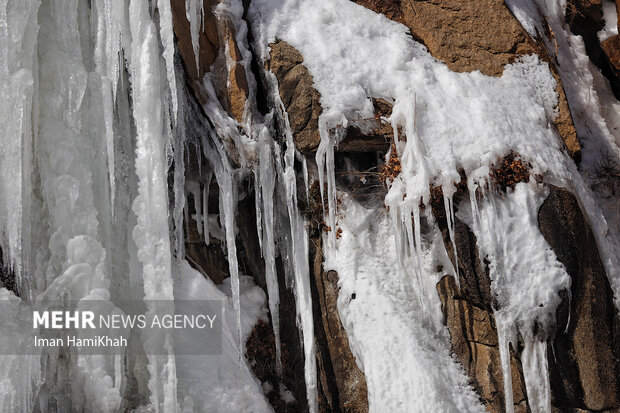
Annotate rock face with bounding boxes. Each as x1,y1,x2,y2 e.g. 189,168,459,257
354,0,536,76
352,0,581,159
601,35,620,74
170,0,220,82
437,276,529,413
433,197,530,413
268,41,323,153
432,183,620,413
311,241,369,413
268,41,392,154
539,187,620,412
171,0,249,122
566,0,620,99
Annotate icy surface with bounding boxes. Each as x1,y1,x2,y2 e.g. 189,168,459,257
323,195,486,412
174,260,273,413
599,0,618,41
255,130,282,374
458,182,570,413
0,0,39,292
1,0,618,410
127,1,177,410
0,289,41,412
505,0,620,308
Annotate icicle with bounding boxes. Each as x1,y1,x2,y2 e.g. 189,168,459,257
0,0,38,293
282,136,318,413
127,0,177,410
496,315,515,413
92,0,123,216
302,155,310,203
184,188,191,244
185,0,201,74
316,130,338,248
199,125,243,360
258,128,282,375
261,65,318,411
219,169,243,359
412,205,427,299
157,0,178,120
92,0,125,101
522,334,552,413
202,171,212,245
443,191,460,288
172,91,187,258
254,168,263,253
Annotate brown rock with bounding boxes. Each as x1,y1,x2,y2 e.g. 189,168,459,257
432,183,529,413
437,276,530,413
229,62,250,121
602,35,620,74
539,186,620,411
566,0,603,20
334,98,392,152
269,41,393,153
268,41,323,153
352,0,581,159
171,0,248,122
171,0,220,81
359,0,538,76
225,21,250,122
183,182,231,284
311,238,369,412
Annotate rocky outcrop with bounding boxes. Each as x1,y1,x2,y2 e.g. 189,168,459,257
437,276,529,413
431,182,620,413
170,2,620,412
354,0,537,76
601,35,620,74
539,186,620,412
268,41,323,153
170,0,220,82
351,0,581,160
171,0,249,122
268,41,392,154
311,240,369,413
433,194,530,413
566,0,620,99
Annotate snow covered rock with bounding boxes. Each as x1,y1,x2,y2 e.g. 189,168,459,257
352,0,581,159
437,276,530,413
267,41,323,153
539,187,620,412
268,41,393,154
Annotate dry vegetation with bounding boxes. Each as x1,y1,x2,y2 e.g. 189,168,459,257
489,151,532,191
379,144,402,184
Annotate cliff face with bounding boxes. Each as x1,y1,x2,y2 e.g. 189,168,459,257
170,0,620,412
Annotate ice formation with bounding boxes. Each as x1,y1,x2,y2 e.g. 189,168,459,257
0,0,283,410
248,0,619,411
0,0,618,411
